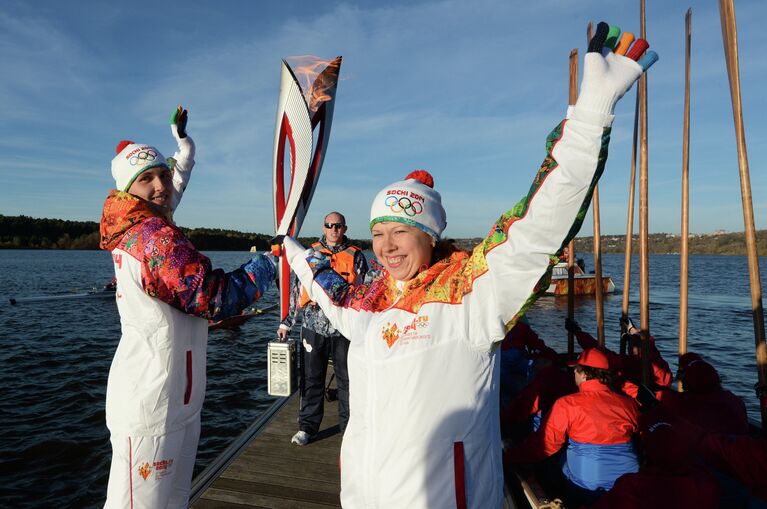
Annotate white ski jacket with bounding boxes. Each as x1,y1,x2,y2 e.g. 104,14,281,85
100,131,275,436
285,106,615,508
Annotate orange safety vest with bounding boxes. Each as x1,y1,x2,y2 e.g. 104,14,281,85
297,242,360,309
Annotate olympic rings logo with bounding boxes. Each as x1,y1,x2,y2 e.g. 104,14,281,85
129,150,158,166
384,195,423,216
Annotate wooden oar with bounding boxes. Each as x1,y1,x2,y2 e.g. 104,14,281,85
638,0,652,386
718,0,767,428
567,47,578,357
585,21,605,347
679,8,692,371
621,94,639,356
8,288,116,305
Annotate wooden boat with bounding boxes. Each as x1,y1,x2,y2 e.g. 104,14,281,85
545,262,616,296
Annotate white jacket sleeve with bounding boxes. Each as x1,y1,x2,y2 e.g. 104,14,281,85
284,236,360,340
462,106,613,349
168,124,196,212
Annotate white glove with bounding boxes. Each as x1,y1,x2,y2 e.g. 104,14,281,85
575,22,658,117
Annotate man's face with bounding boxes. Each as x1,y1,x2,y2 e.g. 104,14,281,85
323,213,347,246
127,166,173,213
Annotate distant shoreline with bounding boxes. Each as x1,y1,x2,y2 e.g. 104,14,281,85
1,214,764,256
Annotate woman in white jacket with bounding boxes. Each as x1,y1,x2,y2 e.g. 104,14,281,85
283,23,657,508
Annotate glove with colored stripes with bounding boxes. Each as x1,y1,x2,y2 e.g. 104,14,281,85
170,105,189,139
575,22,659,118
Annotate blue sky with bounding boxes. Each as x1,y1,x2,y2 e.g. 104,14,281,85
1,0,765,239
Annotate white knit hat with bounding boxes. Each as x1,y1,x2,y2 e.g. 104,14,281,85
370,170,447,240
111,140,169,191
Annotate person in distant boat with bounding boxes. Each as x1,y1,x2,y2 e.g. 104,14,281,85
278,22,657,508
276,212,368,446
99,106,276,509
559,246,586,274
507,348,640,506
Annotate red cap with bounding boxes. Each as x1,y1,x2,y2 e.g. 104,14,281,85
568,348,609,370
683,360,720,393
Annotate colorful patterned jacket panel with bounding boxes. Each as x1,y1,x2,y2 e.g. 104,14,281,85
280,236,368,336
100,191,274,322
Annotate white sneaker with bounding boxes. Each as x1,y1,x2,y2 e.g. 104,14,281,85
291,430,311,445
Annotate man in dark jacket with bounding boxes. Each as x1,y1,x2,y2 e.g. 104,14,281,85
276,212,368,445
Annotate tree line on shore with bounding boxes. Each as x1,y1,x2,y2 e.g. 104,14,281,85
0,215,372,251
0,214,763,255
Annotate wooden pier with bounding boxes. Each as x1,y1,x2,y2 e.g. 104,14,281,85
191,391,342,508
190,369,521,508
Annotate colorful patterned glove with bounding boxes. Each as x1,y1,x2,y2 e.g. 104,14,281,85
170,105,189,139
575,21,659,117
242,253,277,288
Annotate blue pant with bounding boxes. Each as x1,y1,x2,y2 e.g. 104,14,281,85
299,326,350,435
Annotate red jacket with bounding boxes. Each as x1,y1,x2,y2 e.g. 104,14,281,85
698,432,767,501
508,379,639,463
587,465,720,509
658,388,749,435
575,330,672,393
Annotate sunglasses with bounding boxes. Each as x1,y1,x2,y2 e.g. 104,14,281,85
324,222,346,230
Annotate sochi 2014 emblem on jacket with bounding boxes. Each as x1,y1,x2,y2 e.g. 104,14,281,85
138,462,152,480
381,315,430,348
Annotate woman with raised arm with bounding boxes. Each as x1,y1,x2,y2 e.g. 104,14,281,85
282,22,657,509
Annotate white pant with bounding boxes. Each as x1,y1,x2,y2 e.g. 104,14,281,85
105,419,200,509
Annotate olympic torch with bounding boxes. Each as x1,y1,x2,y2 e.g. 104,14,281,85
271,56,342,322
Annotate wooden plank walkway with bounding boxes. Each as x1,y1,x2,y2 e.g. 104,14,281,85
192,391,342,508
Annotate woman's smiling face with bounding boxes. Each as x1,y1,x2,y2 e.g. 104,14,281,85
127,166,173,213
371,222,434,281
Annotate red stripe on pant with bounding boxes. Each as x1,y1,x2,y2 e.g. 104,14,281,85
454,441,467,509
129,436,133,509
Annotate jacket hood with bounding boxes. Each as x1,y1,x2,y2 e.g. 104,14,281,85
99,190,166,250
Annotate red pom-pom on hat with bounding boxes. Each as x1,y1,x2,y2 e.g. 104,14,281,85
405,169,434,188
115,140,134,155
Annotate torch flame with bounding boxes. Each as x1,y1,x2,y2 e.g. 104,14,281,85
286,55,341,115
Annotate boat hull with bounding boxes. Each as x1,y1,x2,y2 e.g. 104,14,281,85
545,275,616,296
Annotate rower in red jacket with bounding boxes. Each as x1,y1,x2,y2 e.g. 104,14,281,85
565,317,672,400
657,356,749,435
507,348,639,506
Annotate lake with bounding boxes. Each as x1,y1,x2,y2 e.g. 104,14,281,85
0,249,765,507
